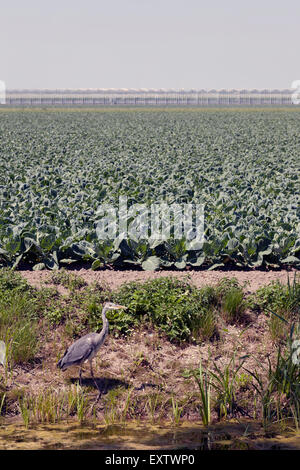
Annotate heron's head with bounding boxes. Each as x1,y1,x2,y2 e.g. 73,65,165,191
103,302,127,311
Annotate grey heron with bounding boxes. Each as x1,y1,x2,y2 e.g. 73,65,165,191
57,302,127,386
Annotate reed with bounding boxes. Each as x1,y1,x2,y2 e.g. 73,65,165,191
183,361,211,426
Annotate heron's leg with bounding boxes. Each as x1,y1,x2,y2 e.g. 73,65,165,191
90,361,94,379
90,360,99,388
79,367,82,386
90,360,102,401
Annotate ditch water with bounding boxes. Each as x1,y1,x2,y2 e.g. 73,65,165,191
0,420,299,450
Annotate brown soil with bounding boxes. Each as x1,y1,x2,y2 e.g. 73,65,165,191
20,267,296,294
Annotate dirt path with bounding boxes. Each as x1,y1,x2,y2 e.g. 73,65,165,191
19,268,297,293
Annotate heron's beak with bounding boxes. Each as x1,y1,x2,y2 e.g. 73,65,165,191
115,304,127,309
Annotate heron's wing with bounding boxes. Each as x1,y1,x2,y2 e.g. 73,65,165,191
57,336,95,370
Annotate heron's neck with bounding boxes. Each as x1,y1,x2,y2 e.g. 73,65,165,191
101,308,109,334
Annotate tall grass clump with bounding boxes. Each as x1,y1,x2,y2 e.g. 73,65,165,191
214,278,247,324
251,274,300,318
250,274,300,341
0,391,6,418
183,361,211,425
209,352,246,418
18,385,90,427
0,269,39,366
244,322,300,429
184,351,247,423
221,288,245,323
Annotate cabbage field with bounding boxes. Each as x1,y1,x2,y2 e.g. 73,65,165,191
0,109,299,270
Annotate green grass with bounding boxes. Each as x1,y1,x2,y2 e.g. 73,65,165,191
250,274,300,317
183,361,211,426
209,353,247,419
0,269,39,365
0,270,248,354
1,267,298,357
0,391,5,417
18,385,90,427
243,331,300,430
221,288,246,324
249,274,300,341
171,395,183,426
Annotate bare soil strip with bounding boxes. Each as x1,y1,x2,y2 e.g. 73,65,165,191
20,268,296,294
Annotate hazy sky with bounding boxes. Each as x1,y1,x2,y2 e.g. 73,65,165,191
1,0,299,89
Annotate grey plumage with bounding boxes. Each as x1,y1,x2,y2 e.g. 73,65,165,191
57,302,126,384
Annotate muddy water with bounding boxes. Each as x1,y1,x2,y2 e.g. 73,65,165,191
0,420,300,450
